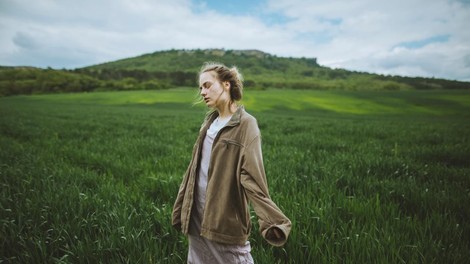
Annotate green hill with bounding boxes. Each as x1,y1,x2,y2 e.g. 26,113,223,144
81,49,469,91
1,49,469,96
83,49,318,76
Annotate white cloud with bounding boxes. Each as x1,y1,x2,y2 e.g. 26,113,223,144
0,0,196,67
0,0,469,81
263,0,470,80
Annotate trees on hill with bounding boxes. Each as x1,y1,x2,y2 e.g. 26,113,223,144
0,49,468,96
0,68,100,96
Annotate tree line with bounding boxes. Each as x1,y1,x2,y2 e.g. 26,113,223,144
0,67,198,96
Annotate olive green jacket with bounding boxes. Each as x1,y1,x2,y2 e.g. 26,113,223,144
172,106,291,246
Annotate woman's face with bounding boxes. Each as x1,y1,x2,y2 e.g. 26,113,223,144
199,71,230,109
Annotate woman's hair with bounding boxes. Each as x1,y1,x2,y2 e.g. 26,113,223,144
198,62,244,102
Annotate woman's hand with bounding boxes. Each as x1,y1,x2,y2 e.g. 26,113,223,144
266,227,285,241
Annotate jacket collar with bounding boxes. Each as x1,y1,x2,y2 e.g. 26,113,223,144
227,105,243,127
206,105,243,128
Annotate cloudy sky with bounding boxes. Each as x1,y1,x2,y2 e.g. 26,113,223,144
1,0,469,81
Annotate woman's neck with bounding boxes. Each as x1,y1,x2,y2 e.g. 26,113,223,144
217,102,237,119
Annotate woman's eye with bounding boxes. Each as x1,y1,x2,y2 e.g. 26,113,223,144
199,82,212,90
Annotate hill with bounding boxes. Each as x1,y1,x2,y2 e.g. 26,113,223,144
81,49,469,91
1,49,469,96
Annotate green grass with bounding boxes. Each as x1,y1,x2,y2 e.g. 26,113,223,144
23,88,470,115
1,89,469,263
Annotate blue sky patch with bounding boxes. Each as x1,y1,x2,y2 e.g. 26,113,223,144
193,0,265,16
396,34,450,49
192,0,293,26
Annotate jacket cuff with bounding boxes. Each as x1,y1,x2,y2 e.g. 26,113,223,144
261,224,290,247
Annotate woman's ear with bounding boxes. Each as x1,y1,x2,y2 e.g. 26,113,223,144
223,81,231,90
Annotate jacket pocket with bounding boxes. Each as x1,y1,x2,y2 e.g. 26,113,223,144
221,139,244,148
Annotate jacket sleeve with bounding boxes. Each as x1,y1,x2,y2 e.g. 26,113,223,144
240,134,292,247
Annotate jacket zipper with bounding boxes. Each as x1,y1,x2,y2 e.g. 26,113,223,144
206,121,237,183
200,118,238,233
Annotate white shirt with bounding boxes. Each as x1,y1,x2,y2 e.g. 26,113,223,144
195,115,232,225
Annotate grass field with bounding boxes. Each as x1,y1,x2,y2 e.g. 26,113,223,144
1,89,470,263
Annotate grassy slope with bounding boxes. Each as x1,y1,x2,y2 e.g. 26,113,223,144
23,88,470,115
1,89,469,263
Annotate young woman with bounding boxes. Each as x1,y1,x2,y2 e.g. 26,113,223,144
172,62,291,263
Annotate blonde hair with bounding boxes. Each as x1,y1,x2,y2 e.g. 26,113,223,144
198,62,244,102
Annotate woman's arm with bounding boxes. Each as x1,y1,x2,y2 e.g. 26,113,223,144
240,134,292,247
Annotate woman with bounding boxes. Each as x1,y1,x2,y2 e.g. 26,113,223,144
172,62,291,263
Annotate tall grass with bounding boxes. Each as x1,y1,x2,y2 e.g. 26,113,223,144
1,89,469,263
